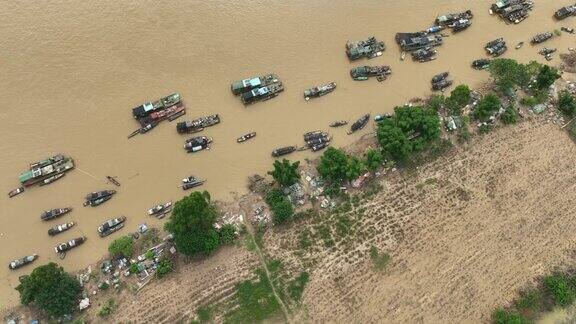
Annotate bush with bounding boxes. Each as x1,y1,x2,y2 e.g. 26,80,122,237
145,250,155,260
108,236,134,258
501,106,519,125
428,95,445,111
369,246,390,272
474,93,501,121
287,272,310,302
164,191,220,256
520,96,538,107
16,263,82,318
536,65,560,90
266,188,294,225
377,119,412,161
544,273,575,307
448,84,472,114
218,223,237,244
489,59,531,93
492,308,527,324
98,298,115,318
129,263,139,274
156,259,173,278
515,289,541,312
267,159,300,187
558,90,576,117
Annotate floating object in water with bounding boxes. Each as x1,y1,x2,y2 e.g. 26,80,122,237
9,254,38,270
515,41,524,49
8,187,24,198
237,132,256,143
348,114,370,135
106,176,121,187
329,120,348,127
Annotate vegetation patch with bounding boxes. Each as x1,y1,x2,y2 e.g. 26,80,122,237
98,298,116,318
287,272,310,302
369,246,391,272
108,236,134,258
265,188,294,225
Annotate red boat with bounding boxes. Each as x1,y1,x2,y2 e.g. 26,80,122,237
149,103,185,121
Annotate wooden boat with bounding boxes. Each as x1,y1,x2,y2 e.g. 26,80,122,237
347,114,370,135
148,201,173,217
237,132,256,143
54,236,86,253
84,195,112,207
8,187,24,198
39,172,65,186
48,222,75,236
41,207,72,221
84,190,116,206
515,41,524,49
98,216,127,237
272,146,297,157
329,120,348,127
181,176,206,190
9,254,38,270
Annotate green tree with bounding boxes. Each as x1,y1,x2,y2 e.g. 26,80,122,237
377,120,412,161
536,65,560,90
474,93,501,121
265,188,294,225
218,224,237,244
267,159,300,187
501,106,519,125
108,236,134,257
16,263,81,318
558,90,576,117
364,149,384,172
345,156,365,180
489,59,530,93
394,105,441,143
449,84,471,112
164,191,220,256
428,94,445,112
317,147,350,184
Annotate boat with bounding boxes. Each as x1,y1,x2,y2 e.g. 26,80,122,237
425,25,445,34
348,114,370,135
8,187,24,198
561,26,575,34
346,36,386,60
374,114,393,122
148,201,173,217
84,195,112,207
555,5,576,20
176,114,221,134
395,32,443,51
181,176,206,190
240,82,284,104
48,222,75,236
435,10,473,26
127,128,141,139
19,154,75,187
432,79,453,91
515,41,524,49
271,146,297,157
472,59,491,70
311,142,328,152
41,207,72,221
350,66,392,81
8,254,38,270
411,47,437,62
83,190,116,207
304,82,336,101
184,136,212,153
450,19,472,32
492,1,533,24
54,236,86,253
106,176,121,187
485,38,507,57
98,216,127,237
531,32,553,45
231,74,279,95
39,172,65,186
132,93,181,120
431,72,449,84
149,103,185,122
237,132,256,143
400,52,406,61
329,120,348,127
139,122,158,134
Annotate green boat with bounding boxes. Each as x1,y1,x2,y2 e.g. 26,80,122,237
18,154,75,187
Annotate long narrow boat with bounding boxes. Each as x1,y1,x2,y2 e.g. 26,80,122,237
347,114,371,135
98,216,127,237
83,190,116,207
39,172,65,186
329,120,348,128
237,132,256,143
8,254,38,270
54,236,86,254
148,201,173,217
48,222,75,236
41,207,72,221
181,176,206,190
271,146,297,157
8,187,24,198
19,154,75,187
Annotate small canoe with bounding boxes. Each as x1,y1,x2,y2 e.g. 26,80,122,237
515,42,524,49
237,132,256,143
329,120,348,128
48,222,75,236
106,176,121,187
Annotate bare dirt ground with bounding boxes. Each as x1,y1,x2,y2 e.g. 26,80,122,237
264,119,576,323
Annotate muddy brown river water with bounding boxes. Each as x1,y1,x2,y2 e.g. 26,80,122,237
1,0,575,310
